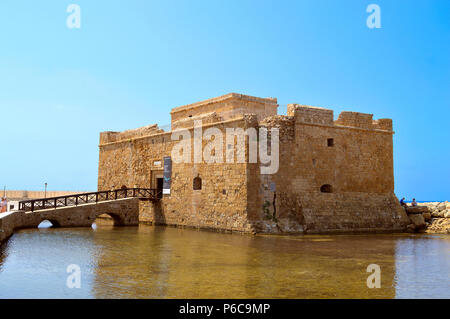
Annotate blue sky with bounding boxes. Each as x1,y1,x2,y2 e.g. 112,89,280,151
1,0,449,200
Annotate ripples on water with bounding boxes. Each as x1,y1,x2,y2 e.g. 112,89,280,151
0,220,449,299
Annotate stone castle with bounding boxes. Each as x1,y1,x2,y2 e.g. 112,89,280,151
98,93,410,234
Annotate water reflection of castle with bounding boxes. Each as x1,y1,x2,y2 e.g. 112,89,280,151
91,226,397,298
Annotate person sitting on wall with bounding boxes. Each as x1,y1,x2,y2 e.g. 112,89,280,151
400,197,407,207
0,197,7,213
412,198,418,207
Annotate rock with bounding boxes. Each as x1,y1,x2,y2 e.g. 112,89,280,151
425,218,450,234
405,224,416,233
405,206,429,214
431,210,440,218
437,203,446,211
423,212,431,221
433,210,445,218
445,211,450,218
409,214,426,230
446,202,450,209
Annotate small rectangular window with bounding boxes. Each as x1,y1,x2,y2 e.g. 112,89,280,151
327,138,334,147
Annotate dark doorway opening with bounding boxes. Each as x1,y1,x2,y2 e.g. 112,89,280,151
156,178,163,198
193,176,202,190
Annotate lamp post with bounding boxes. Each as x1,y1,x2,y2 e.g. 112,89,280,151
44,183,47,199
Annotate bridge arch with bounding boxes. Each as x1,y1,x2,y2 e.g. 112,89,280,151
92,212,126,226
38,219,61,228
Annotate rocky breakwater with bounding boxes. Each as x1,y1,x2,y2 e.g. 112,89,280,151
422,202,450,234
404,202,450,234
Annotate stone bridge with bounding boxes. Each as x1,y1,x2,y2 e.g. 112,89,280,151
0,198,141,243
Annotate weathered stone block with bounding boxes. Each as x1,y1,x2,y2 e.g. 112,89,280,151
409,214,426,230
423,212,432,221
405,206,429,214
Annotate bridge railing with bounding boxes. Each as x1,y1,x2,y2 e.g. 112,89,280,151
18,188,162,212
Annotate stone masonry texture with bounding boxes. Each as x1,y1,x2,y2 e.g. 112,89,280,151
97,93,410,234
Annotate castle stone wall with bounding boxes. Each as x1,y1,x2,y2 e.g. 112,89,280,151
99,117,254,233
97,94,409,234
246,104,409,233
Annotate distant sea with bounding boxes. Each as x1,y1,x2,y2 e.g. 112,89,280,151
404,200,445,203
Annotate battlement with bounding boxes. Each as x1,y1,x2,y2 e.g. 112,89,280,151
287,104,334,125
334,112,392,131
334,111,373,129
100,124,164,144
287,104,392,131
372,118,393,131
100,95,393,146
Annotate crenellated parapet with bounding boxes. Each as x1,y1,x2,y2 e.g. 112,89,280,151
99,124,165,145
335,112,392,131
288,104,334,125
258,115,295,141
287,104,393,132
372,118,393,131
334,111,373,129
